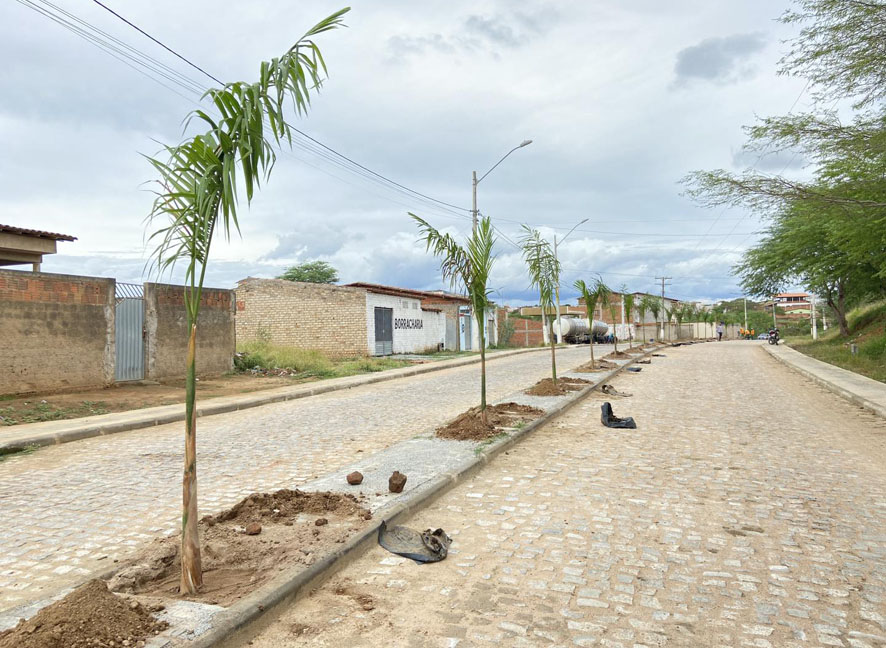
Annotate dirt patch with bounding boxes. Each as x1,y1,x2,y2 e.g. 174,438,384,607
603,351,632,359
109,489,371,607
435,403,544,441
0,579,167,648
525,377,591,396
573,360,617,373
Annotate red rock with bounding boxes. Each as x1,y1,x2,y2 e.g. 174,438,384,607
244,522,262,535
347,471,364,485
388,471,407,493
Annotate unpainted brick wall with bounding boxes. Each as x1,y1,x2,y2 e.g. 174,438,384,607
0,269,115,394
144,282,235,380
507,318,544,347
235,279,367,359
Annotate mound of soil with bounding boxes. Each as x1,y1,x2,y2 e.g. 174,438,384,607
603,351,631,359
525,377,591,396
436,403,544,441
573,360,617,372
203,489,368,526
0,579,167,648
108,489,372,607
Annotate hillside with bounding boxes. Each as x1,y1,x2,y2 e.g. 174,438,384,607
787,301,886,383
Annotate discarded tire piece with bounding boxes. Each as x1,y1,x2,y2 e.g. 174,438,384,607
601,384,632,398
346,471,364,485
378,520,452,563
626,366,642,373
652,353,666,357
389,471,407,493
601,402,637,429
637,359,651,364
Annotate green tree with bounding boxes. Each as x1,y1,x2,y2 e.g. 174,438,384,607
637,295,652,344
574,276,608,368
413,214,496,422
147,9,349,594
278,260,339,283
607,291,621,353
521,227,561,385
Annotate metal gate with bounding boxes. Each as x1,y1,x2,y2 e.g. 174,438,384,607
115,283,145,381
459,307,472,351
374,307,393,356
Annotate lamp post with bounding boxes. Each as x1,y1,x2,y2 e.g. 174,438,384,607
553,218,589,343
472,139,532,233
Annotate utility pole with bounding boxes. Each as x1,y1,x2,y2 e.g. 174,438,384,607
655,276,672,341
471,171,478,233
822,301,828,331
811,292,818,340
772,301,777,328
743,297,748,332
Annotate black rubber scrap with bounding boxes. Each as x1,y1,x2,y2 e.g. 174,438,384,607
378,521,452,564
601,402,637,429
626,366,642,372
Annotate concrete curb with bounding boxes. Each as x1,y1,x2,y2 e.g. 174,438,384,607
184,346,662,648
762,344,886,420
0,347,551,454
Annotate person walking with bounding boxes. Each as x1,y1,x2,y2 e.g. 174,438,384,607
716,322,724,342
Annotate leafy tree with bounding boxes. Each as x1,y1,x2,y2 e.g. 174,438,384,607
674,303,688,339
147,9,349,594
637,295,653,344
521,227,561,385
574,276,608,367
663,305,675,342
413,214,496,422
278,260,338,283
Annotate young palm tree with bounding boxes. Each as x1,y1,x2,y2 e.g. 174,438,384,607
607,292,621,353
574,276,607,368
521,227,561,385
637,296,652,344
147,9,349,594
622,290,635,349
664,305,675,341
647,297,662,343
674,304,687,339
413,214,496,422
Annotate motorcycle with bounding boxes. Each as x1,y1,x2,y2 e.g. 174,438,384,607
767,328,780,345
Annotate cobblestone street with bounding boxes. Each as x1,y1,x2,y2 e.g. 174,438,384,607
0,346,598,611
244,343,886,648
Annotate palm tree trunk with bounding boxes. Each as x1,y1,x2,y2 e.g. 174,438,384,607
549,318,557,384
181,322,203,594
479,315,487,425
587,316,595,368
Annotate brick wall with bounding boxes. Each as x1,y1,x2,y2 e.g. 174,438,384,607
0,269,115,394
235,279,367,359
144,282,235,380
507,318,544,347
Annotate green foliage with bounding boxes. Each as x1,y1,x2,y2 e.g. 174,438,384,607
521,227,562,379
412,213,496,413
278,260,339,283
235,340,410,378
147,9,350,322
0,401,109,427
494,315,516,349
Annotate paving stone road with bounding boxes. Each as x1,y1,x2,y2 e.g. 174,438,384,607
243,343,886,648
0,345,601,611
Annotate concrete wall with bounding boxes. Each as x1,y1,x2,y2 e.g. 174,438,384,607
235,279,367,359
0,269,115,394
144,282,235,380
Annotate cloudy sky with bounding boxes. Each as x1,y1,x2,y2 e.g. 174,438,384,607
1,0,810,305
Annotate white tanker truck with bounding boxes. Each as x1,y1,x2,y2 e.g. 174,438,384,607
552,317,609,344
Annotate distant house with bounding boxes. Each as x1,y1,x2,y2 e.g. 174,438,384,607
0,223,76,272
771,292,812,317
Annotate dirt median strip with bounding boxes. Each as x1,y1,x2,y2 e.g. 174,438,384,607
174,347,661,648
0,347,550,455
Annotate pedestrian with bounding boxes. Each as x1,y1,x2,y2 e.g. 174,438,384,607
716,322,724,342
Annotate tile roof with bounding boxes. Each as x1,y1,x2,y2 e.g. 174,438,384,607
0,224,77,241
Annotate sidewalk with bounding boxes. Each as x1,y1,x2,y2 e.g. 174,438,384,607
0,346,546,454
763,342,886,419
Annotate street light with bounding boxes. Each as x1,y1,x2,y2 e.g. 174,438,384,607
472,139,533,232
554,218,589,343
